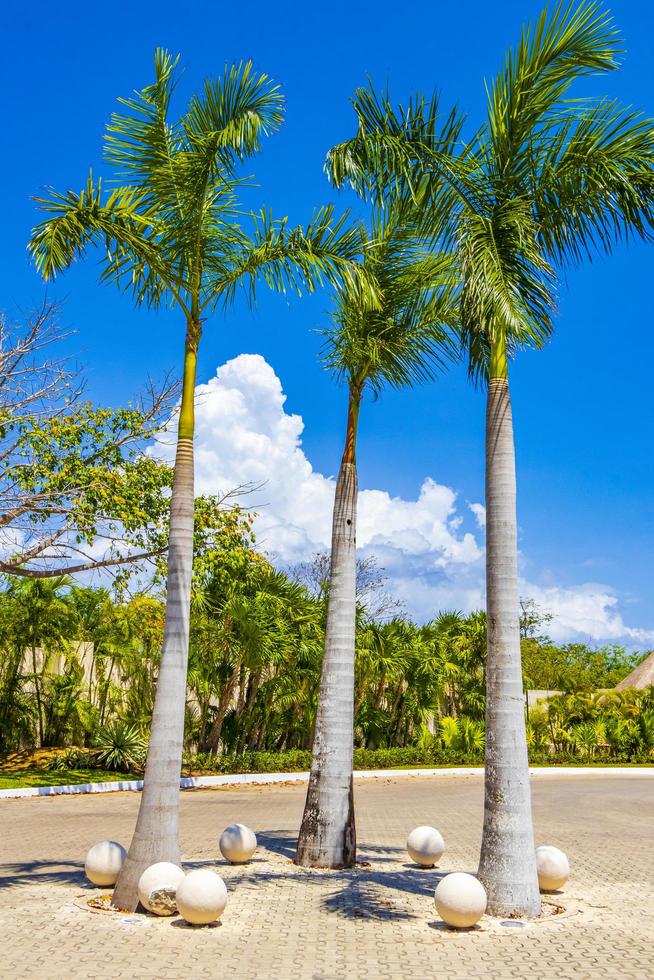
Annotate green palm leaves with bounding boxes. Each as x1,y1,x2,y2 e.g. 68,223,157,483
328,1,654,377
29,51,363,319
322,201,459,396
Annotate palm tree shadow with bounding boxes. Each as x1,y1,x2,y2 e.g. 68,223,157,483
256,830,297,861
238,832,457,921
0,849,475,927
357,842,405,861
0,860,86,889
321,865,447,921
205,843,454,923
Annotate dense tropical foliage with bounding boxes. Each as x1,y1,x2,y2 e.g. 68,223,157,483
1,565,649,766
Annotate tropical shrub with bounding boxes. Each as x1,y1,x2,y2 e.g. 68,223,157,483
94,722,148,772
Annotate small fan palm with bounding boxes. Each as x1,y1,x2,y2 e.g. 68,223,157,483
296,198,458,868
327,1,654,914
28,51,364,909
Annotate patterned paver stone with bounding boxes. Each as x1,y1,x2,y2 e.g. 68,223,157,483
1,773,652,979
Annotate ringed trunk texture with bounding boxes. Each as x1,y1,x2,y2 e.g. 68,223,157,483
296,388,360,868
478,375,541,918
112,328,198,911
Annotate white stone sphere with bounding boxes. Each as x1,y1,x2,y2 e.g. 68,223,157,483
406,826,445,867
176,869,228,925
84,840,126,886
536,845,570,892
434,872,487,928
137,861,186,915
219,823,257,864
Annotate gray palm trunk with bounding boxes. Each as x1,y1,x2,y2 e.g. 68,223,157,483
112,433,195,911
296,454,358,868
478,376,541,917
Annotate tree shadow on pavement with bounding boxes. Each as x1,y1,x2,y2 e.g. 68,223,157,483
188,830,465,922
320,865,447,921
255,830,297,860
0,860,85,889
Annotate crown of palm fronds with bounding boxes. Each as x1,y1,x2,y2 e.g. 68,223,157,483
327,2,654,380
321,197,460,393
29,50,368,318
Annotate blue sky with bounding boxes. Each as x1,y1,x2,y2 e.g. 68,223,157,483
3,0,654,643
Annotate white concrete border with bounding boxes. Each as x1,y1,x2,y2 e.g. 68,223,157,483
1,765,652,800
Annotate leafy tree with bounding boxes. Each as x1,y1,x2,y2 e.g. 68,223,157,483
28,51,364,908
0,305,175,580
0,577,77,746
327,1,654,914
522,638,640,691
296,199,458,868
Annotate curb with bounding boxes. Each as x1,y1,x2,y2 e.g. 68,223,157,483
1,765,652,800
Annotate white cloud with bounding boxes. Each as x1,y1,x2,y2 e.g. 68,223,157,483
157,354,484,616
524,582,654,646
156,353,652,647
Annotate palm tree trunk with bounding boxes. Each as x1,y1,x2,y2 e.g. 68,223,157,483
113,322,199,911
99,655,116,726
478,346,541,918
204,670,237,753
30,645,44,748
296,383,361,868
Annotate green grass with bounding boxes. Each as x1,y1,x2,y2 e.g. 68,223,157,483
2,755,651,791
0,768,140,790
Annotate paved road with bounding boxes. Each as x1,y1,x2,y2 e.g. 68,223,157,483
1,773,652,979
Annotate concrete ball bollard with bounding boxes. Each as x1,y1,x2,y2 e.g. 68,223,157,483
84,840,126,886
137,861,186,915
434,872,487,928
536,845,570,891
406,826,445,867
176,869,228,925
219,824,257,864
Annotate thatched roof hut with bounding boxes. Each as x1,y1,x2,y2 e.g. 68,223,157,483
616,651,654,690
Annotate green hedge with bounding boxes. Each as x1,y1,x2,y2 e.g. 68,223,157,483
187,746,652,773
182,746,484,774
42,744,653,780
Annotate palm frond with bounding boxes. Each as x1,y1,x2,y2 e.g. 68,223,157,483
184,60,284,159
534,97,654,262
327,82,470,211
29,173,188,312
104,48,182,199
487,0,620,175
206,205,366,310
459,199,555,353
321,199,460,393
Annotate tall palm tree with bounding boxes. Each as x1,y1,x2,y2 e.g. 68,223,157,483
3,577,76,747
28,51,364,909
296,201,458,867
326,1,654,914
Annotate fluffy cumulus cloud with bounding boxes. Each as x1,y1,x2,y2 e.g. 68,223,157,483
157,354,483,609
157,354,651,646
524,583,654,646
